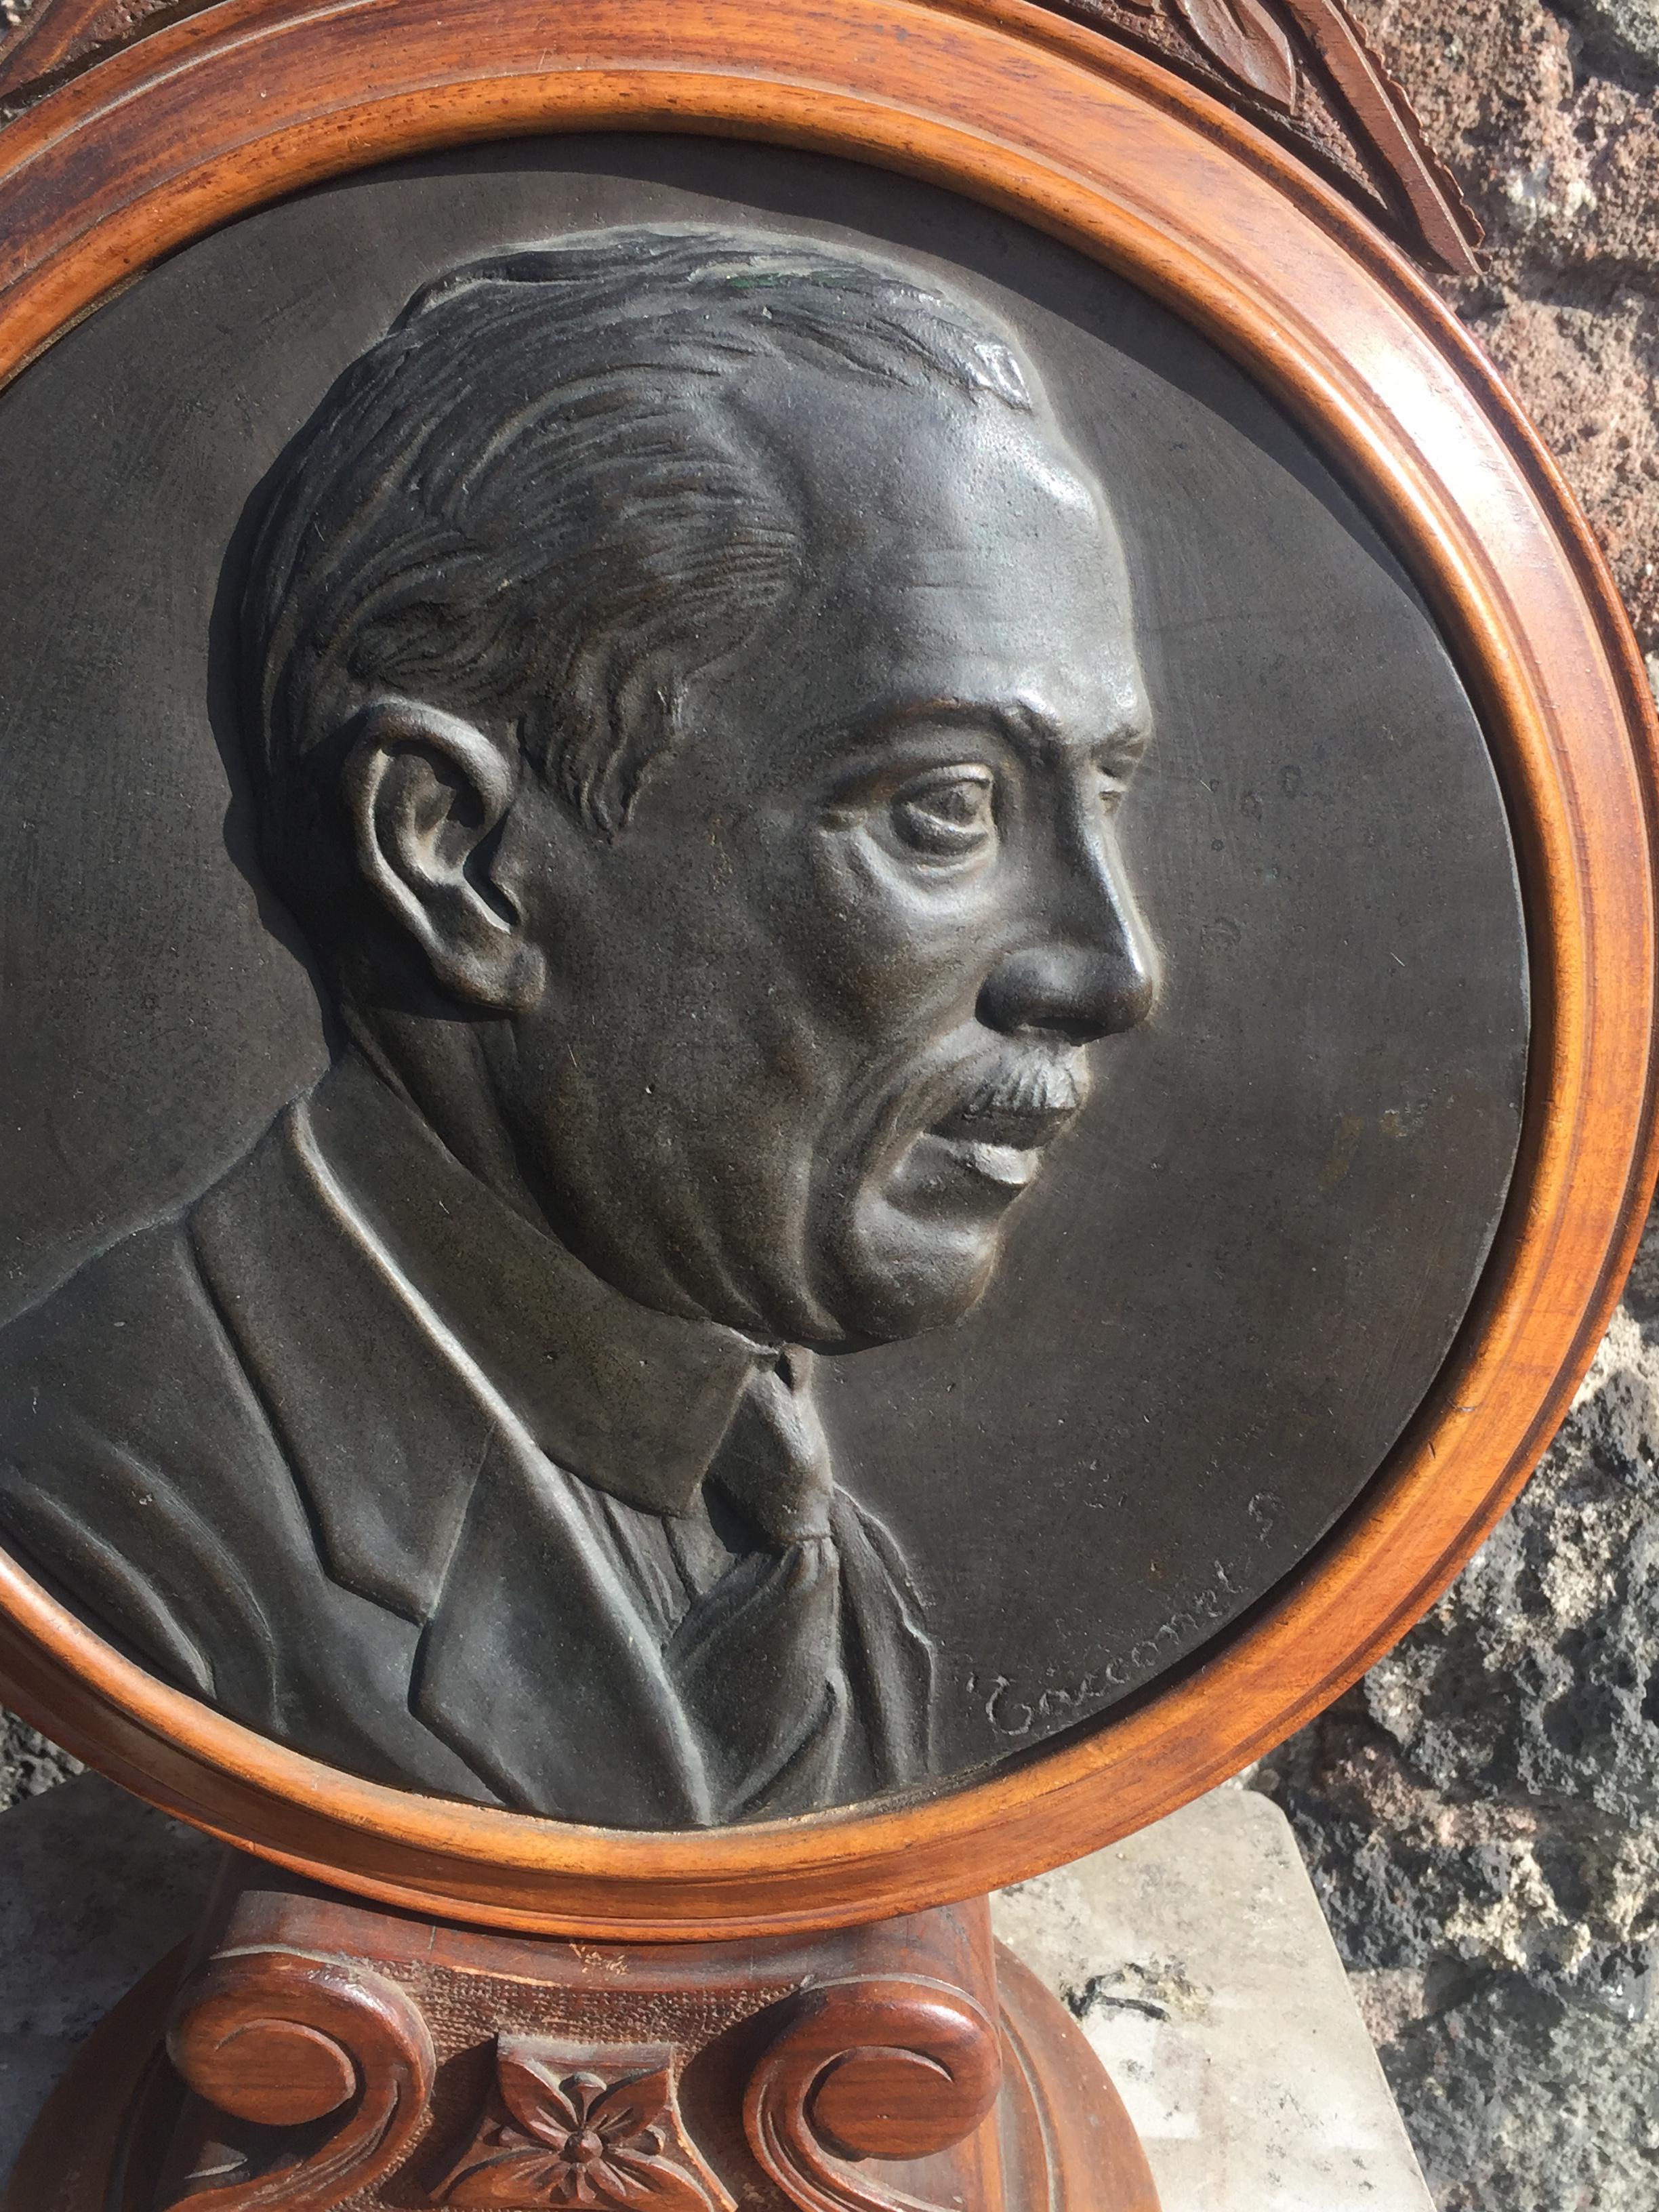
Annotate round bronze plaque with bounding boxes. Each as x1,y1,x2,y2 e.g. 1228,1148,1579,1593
0,0,1651,1936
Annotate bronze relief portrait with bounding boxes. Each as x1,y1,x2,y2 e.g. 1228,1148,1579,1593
0,142,1529,1830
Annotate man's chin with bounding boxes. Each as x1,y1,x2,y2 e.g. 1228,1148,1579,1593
814,1210,1009,1349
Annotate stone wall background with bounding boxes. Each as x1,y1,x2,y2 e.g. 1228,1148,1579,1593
1252,6,1659,2208
0,0,1655,2205
0,1714,77,1809
1350,0,1658,665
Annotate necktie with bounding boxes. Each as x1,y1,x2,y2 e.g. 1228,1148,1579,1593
665,1350,853,1820
414,1349,935,1826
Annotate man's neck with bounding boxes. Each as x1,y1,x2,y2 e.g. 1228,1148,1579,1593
302,1048,773,1518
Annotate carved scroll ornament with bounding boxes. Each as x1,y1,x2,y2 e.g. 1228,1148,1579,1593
160,1948,435,2211
743,1976,1004,2212
144,1946,1012,2212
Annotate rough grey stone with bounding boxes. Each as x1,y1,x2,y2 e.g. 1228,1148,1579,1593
1351,0,1659,659
1548,0,1659,90
0,1774,220,2186
1258,1212,1659,2209
0,1709,80,1809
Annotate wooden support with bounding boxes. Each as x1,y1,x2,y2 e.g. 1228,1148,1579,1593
8,1854,1160,2211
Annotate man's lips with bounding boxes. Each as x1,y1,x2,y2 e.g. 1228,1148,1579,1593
924,1097,1083,1193
928,1101,1079,1151
946,1139,1050,1190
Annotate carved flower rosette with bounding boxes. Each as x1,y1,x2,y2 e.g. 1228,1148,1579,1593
436,2039,731,2211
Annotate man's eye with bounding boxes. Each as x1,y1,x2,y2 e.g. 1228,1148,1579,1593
890,771,996,857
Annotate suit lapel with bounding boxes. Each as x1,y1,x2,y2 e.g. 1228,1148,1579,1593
192,1088,720,1822
189,1099,491,1624
413,1433,715,1826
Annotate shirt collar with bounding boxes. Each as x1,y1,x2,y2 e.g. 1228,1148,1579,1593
302,1053,771,1517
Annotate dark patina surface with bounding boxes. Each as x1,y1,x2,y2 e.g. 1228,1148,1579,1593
0,139,1527,1821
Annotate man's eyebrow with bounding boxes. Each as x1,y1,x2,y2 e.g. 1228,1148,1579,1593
806,697,1152,774
860,698,1150,754
1005,698,1151,772
1100,725,1151,774
855,697,1029,741
809,697,1036,758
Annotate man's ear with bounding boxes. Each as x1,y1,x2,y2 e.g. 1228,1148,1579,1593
340,699,548,1012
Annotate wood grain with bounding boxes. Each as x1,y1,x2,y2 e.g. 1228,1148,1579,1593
0,0,1650,1938
9,1864,1158,2210
0,0,1483,278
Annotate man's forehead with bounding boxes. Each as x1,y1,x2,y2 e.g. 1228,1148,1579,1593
825,418,1133,646
739,569,1149,775
782,375,1104,533
775,390,1130,628
710,364,1145,748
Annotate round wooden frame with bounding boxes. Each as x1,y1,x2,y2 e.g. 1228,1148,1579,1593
0,0,1653,1941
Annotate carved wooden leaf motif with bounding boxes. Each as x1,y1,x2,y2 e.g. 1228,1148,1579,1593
437,2042,729,2211
1169,0,1297,109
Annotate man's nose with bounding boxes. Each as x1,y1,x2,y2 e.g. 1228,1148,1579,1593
976,842,1157,1045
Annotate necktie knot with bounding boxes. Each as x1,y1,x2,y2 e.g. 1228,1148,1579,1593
709,1347,835,1546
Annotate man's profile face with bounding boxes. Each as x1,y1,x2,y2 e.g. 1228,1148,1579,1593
494,371,1157,1349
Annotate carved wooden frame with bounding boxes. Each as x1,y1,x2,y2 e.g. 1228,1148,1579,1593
0,0,1652,1940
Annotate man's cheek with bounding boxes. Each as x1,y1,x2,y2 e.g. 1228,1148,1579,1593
802,838,954,989
800,912,981,1034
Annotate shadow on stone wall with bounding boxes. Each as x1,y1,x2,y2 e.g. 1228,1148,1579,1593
1258,1215,1659,2207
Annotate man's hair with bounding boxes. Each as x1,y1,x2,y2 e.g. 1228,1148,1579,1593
241,225,1036,944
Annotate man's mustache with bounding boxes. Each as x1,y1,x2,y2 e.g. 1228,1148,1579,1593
928,1050,1090,1150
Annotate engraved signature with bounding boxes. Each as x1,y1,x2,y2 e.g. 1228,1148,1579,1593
968,1557,1247,1738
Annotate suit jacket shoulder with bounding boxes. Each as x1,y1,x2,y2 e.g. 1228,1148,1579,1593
0,1210,294,1709
0,1082,939,1822
0,1130,496,1800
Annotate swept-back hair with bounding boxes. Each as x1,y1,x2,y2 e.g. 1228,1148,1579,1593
241,225,1035,945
